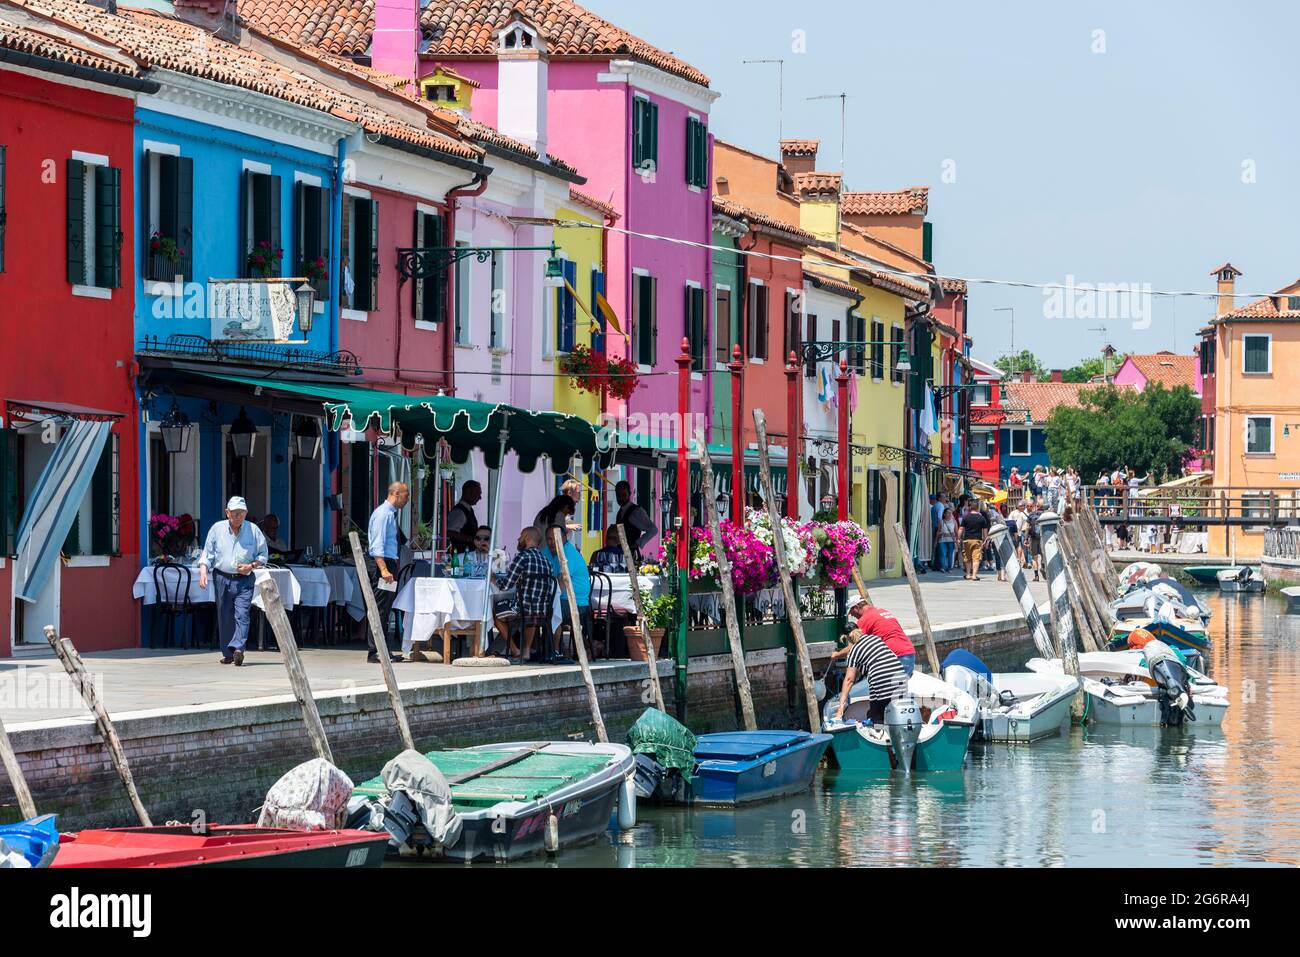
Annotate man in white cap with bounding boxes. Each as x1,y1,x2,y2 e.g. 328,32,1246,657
198,497,268,666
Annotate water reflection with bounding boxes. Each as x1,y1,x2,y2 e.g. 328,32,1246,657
512,590,1300,867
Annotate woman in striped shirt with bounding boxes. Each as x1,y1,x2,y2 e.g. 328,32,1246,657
835,631,908,725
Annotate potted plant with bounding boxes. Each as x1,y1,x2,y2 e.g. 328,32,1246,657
246,239,284,279
147,230,185,281
559,344,640,401
301,255,329,297
149,513,196,560
627,589,675,661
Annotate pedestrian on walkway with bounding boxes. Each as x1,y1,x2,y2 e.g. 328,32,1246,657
198,496,268,666
959,502,990,580
936,507,958,572
365,481,410,664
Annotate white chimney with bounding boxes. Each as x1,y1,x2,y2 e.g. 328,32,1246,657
495,15,548,159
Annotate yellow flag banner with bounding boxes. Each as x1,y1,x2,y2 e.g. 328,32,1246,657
562,278,597,325
595,290,625,336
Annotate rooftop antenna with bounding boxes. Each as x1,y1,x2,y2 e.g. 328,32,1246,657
995,307,1015,353
1089,326,1111,382
743,59,785,143
806,93,849,181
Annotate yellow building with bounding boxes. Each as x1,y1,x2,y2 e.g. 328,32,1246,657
1204,268,1300,560
551,189,615,557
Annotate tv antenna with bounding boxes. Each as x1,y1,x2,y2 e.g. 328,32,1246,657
743,59,785,142
806,93,849,179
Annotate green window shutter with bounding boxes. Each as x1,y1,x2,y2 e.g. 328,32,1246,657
368,198,379,311
90,433,116,556
94,164,121,289
176,156,193,282
1244,336,1269,373
632,98,643,169
140,152,153,279
922,220,933,263
339,195,350,304
685,117,695,186
294,180,307,274
427,211,444,323
649,101,659,171
0,144,6,272
269,174,283,277
0,427,17,556
66,158,85,283
239,168,250,277
352,198,371,311
412,208,424,321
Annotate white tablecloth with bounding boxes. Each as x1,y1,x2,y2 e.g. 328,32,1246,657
393,577,491,652
602,573,637,614
285,566,331,608
132,565,302,611
320,565,365,620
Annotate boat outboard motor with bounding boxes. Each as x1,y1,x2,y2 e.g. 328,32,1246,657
883,696,923,773
1144,640,1195,725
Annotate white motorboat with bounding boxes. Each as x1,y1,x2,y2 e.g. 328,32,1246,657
943,665,1079,743
1217,567,1264,593
1282,586,1300,612
1027,650,1228,728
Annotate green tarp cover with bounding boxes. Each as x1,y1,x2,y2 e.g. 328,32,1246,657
626,708,698,775
353,747,612,810
191,372,606,474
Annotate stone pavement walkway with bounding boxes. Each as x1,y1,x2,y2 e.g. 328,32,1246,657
0,568,1048,725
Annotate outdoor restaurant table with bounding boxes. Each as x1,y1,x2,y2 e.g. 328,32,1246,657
603,573,637,614
393,576,492,653
320,564,364,621
284,565,331,608
131,565,303,611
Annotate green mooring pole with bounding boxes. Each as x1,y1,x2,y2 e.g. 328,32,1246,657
676,564,689,723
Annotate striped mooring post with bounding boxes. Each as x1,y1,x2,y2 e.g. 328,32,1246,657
987,522,1054,659
1037,512,1085,719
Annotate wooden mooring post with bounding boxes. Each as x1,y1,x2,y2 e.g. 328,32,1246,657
552,527,608,743
890,523,942,676
616,525,665,712
259,577,335,763
0,710,37,820
348,532,416,753
697,432,757,731
43,626,152,826
753,410,821,733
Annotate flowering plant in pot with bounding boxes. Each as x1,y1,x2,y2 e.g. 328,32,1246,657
627,589,675,661
149,513,195,560
246,239,284,278
746,508,816,578
559,344,640,401
812,520,871,587
149,230,183,264
301,255,329,284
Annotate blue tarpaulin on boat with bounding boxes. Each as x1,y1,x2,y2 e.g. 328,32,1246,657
941,648,992,681
693,731,813,762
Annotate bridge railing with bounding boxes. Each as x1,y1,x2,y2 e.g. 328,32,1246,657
1080,485,1300,527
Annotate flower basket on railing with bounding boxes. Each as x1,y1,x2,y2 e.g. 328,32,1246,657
246,240,284,279
811,520,871,587
558,344,639,401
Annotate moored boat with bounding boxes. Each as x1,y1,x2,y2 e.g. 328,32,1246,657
822,672,976,773
1109,618,1210,657
51,824,388,868
1184,564,1237,585
1282,586,1300,612
1218,567,1264,592
1027,650,1228,728
943,663,1079,743
690,731,832,805
352,741,635,862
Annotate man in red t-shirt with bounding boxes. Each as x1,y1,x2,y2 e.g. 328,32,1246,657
856,606,916,677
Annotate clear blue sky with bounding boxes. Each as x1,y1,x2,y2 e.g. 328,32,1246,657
584,0,1300,370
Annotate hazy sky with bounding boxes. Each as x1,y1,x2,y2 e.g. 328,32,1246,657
584,0,1300,369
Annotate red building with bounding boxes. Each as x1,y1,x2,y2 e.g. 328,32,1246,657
932,278,969,467
966,357,1005,487
0,24,150,655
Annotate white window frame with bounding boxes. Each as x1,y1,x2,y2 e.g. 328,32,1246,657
1245,415,1274,455
453,231,473,347
971,383,992,406
1242,333,1272,374
71,150,112,298
747,277,766,365
970,428,994,459
713,282,732,372
341,188,372,322
1009,427,1031,456
632,267,652,373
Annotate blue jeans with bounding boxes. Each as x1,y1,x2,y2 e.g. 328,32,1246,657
213,571,254,653
897,652,916,677
936,541,955,572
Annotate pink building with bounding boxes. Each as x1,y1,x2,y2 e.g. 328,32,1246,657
242,0,718,541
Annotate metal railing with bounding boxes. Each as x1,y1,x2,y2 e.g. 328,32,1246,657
138,334,362,376
1082,485,1300,527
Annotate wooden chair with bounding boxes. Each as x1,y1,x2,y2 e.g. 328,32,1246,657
587,571,614,660
514,574,557,662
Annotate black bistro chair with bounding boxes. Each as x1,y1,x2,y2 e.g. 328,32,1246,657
586,570,614,660
514,573,558,662
152,561,199,649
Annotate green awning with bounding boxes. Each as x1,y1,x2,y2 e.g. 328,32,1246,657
189,373,606,474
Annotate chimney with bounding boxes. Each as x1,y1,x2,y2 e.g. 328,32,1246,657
171,0,239,39
1050,369,1063,383
372,0,420,84
85,0,118,12
1212,262,1242,318
1021,369,1033,383
495,14,549,159
780,139,819,176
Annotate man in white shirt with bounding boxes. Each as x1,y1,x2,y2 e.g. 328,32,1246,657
198,497,268,666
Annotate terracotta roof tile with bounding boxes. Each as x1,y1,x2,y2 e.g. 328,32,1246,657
1218,295,1300,321
1001,381,1134,425
238,0,710,86
0,10,141,76
841,187,928,216
712,196,815,245
803,270,858,300
810,246,931,301
1209,262,1242,276
566,186,618,219
779,139,819,156
939,277,967,294
792,171,841,197
1124,353,1199,391
839,220,931,272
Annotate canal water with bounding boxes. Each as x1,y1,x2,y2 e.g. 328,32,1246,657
520,589,1300,867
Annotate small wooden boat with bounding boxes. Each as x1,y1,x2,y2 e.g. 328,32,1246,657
1218,567,1264,592
1282,586,1300,612
50,823,388,868
1027,651,1228,728
1184,565,1235,585
353,741,635,862
823,672,976,773
689,731,832,805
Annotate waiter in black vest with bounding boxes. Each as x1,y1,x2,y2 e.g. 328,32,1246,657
614,480,657,557
445,480,481,552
